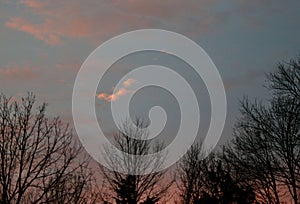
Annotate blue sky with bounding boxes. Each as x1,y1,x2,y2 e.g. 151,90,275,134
0,0,300,146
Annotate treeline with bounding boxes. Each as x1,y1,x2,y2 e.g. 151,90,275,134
0,56,299,204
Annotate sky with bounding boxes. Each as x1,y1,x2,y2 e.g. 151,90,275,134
1,0,300,149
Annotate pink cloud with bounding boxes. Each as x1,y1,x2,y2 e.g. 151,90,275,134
97,87,131,102
55,61,81,71
20,0,50,9
5,0,227,46
5,0,145,45
6,17,62,46
123,78,137,87
97,78,137,102
0,65,37,80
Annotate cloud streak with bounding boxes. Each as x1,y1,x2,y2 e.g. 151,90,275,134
97,78,137,102
6,17,62,46
122,78,137,87
5,0,229,46
0,65,37,80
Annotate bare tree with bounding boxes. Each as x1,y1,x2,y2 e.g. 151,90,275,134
267,57,300,100
176,143,205,204
224,99,283,204
225,57,300,204
177,143,256,204
99,119,172,204
201,152,256,204
0,93,96,204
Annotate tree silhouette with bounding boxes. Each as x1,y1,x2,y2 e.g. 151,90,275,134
1,57,298,204
177,143,255,204
199,153,256,204
267,57,300,100
0,93,97,204
99,119,172,204
176,143,205,204
225,56,300,203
